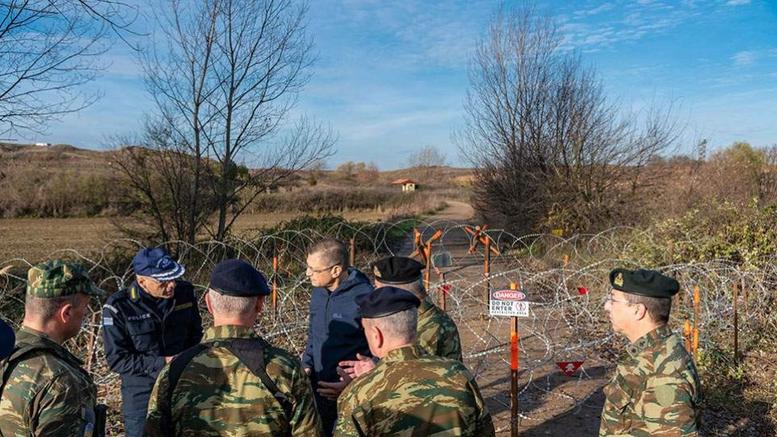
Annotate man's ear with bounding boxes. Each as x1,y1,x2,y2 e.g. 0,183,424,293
374,324,384,349
204,290,214,316
634,302,648,322
332,264,344,279
59,302,74,324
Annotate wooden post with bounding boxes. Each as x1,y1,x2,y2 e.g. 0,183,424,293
349,237,356,266
733,281,739,363
683,319,692,353
509,282,520,436
272,255,279,317
424,242,432,291
692,285,700,361
485,238,491,306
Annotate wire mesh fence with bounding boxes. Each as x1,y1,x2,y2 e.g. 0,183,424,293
1,219,774,433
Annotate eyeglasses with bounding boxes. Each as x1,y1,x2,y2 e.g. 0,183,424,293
306,264,336,274
604,296,632,306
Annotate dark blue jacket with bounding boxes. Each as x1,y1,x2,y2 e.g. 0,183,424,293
102,280,202,413
303,268,373,384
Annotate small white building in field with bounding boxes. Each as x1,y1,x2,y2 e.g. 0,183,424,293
35,142,52,147
392,178,418,192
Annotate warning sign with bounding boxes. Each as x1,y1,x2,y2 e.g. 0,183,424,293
489,289,530,317
556,361,584,376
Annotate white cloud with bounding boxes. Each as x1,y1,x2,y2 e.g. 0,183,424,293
732,50,757,66
725,0,751,6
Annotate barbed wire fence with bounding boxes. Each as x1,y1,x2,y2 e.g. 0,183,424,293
1,219,774,433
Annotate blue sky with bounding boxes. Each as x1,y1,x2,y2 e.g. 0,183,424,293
21,0,777,169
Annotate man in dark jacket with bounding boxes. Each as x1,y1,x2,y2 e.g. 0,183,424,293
102,247,203,437
303,238,373,436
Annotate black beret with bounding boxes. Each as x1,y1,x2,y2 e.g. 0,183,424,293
209,259,270,297
356,286,420,318
609,268,680,298
372,256,424,285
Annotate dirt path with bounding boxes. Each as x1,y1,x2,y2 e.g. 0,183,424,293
403,204,610,435
430,200,475,221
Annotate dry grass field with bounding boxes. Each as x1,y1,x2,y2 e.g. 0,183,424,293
0,210,393,262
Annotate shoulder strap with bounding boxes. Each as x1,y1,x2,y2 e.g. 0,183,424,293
223,338,293,421
0,344,57,396
162,343,210,433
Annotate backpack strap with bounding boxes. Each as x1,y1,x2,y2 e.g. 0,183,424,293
0,344,60,396
162,343,210,433
223,337,293,421
162,337,293,432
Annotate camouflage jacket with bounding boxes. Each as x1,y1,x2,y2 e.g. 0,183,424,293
334,344,494,437
600,325,701,436
417,297,463,362
0,327,97,437
145,325,323,437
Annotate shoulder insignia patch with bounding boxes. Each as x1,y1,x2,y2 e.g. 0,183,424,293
614,273,624,287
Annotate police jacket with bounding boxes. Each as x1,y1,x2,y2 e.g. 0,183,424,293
302,268,373,384
102,280,203,411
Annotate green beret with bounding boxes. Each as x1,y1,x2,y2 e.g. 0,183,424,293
609,268,679,298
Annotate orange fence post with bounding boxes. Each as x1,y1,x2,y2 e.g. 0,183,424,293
509,281,520,437
692,285,700,361
683,319,692,354
272,255,279,317
349,237,356,266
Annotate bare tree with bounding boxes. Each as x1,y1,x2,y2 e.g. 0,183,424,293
407,145,447,168
458,7,678,234
127,0,333,243
109,120,218,245
0,0,138,135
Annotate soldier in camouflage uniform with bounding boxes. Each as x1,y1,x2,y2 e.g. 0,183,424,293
0,260,104,436
340,256,463,379
335,286,494,437
145,259,322,436
600,268,701,436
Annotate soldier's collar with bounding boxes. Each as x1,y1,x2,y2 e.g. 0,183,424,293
384,344,424,362
626,325,672,358
418,297,434,314
204,324,259,342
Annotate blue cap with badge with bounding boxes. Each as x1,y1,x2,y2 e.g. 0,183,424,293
132,247,186,281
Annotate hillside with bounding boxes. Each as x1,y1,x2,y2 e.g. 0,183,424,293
0,143,473,218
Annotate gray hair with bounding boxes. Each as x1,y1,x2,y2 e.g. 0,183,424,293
25,294,79,320
370,308,418,342
207,289,259,316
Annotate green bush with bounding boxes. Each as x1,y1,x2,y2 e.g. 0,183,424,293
624,200,777,269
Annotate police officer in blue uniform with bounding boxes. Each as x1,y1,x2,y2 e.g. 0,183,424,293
102,247,203,437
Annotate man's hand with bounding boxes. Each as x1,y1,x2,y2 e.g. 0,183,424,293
164,355,176,363
316,368,353,401
304,367,311,376
338,353,375,379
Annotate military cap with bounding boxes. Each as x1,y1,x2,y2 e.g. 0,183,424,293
27,260,104,298
0,319,14,359
372,256,424,284
356,286,420,318
133,247,185,281
609,268,680,298
209,259,270,297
